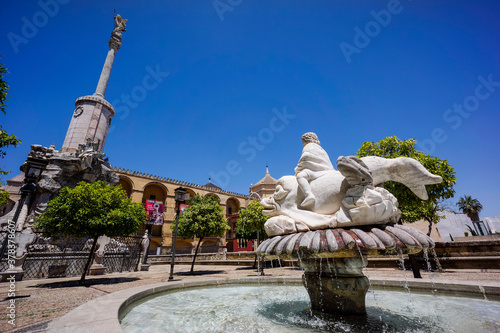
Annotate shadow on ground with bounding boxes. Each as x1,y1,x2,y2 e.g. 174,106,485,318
29,277,140,289
13,320,50,333
176,270,226,276
235,266,258,271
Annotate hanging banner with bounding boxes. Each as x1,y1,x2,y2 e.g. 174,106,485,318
145,200,164,225
180,204,189,215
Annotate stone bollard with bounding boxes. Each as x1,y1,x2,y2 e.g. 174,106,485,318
89,235,111,275
138,230,151,271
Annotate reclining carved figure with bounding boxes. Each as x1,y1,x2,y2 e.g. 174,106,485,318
261,133,442,236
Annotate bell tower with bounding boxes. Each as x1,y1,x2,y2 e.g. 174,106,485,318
61,15,128,153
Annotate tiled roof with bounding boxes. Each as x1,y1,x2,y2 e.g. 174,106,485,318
203,179,222,190
6,173,25,184
113,167,247,198
251,166,277,188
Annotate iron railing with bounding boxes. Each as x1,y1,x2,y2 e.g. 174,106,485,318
0,231,144,279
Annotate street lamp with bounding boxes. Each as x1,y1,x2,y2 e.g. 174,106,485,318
169,187,190,281
24,157,46,183
0,156,47,261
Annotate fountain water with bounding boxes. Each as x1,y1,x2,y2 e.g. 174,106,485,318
120,283,500,332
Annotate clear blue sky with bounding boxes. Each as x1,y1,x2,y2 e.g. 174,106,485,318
1,1,499,218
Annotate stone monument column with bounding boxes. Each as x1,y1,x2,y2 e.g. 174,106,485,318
61,15,128,153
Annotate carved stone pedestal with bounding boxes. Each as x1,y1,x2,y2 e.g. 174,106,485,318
257,226,435,315
89,253,106,275
139,263,151,271
301,257,369,314
89,265,106,275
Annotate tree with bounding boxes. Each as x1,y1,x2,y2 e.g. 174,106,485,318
173,194,229,273
235,200,269,243
236,200,269,271
35,181,145,284
0,57,22,184
358,137,455,278
457,195,483,222
357,136,456,235
0,189,9,208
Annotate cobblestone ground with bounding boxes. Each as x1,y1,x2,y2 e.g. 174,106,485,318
1,264,499,332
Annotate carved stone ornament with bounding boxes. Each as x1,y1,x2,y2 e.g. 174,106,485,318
73,106,84,117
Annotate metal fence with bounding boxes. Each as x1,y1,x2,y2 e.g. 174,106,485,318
0,231,144,279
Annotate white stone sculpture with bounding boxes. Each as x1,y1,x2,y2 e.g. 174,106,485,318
262,133,442,236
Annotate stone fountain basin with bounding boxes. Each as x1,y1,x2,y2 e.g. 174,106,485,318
256,224,434,259
48,276,500,333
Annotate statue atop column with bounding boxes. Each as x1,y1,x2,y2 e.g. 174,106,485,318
112,14,127,37
61,14,128,153
109,14,128,50
96,14,128,97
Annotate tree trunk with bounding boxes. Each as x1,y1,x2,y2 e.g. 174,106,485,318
80,236,98,285
408,254,422,278
190,236,203,274
427,220,433,236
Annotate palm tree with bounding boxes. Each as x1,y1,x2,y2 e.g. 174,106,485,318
457,195,483,221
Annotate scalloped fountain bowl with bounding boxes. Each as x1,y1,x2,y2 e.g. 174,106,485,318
256,224,434,314
119,282,500,333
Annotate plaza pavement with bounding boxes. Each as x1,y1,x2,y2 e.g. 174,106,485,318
1,263,500,332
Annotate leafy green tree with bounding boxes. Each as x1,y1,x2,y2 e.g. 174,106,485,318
0,57,21,184
235,200,269,243
0,189,10,208
35,181,145,284
457,195,483,222
357,136,456,236
236,200,269,271
173,194,229,273
171,194,227,274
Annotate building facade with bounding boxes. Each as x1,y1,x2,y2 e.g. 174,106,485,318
114,168,248,254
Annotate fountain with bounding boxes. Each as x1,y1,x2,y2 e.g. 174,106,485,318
50,133,500,332
119,283,500,332
256,132,441,315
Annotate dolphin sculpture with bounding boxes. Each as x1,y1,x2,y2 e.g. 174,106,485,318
261,134,442,237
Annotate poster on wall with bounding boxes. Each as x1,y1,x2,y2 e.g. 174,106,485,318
145,200,164,225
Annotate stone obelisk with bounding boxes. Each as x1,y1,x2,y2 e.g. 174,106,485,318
61,15,128,153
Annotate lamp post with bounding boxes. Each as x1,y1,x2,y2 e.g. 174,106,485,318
0,156,46,262
169,187,190,281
